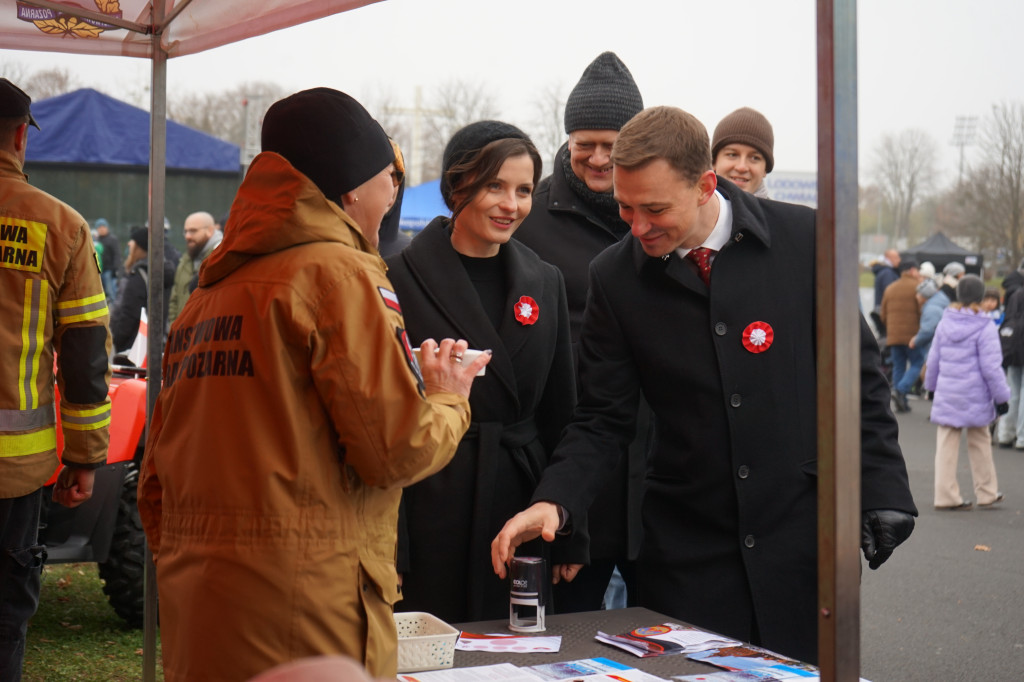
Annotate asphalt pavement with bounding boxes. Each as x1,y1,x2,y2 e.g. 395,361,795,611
860,394,1024,681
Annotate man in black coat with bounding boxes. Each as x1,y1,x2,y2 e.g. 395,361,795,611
492,107,917,665
513,51,648,614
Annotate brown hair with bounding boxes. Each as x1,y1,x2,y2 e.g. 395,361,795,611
445,138,542,219
611,106,711,185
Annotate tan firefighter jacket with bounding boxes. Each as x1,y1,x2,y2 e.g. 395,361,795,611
138,152,470,681
0,149,111,498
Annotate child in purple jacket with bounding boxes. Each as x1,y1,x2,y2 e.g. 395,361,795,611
924,275,1009,510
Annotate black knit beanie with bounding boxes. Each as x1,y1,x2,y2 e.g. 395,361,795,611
563,52,644,134
956,274,985,306
440,120,531,210
261,88,394,201
129,226,148,252
711,107,775,173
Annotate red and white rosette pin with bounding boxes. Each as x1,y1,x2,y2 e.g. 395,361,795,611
742,321,774,353
514,295,539,326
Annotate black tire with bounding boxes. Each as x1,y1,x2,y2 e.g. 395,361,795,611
97,462,149,628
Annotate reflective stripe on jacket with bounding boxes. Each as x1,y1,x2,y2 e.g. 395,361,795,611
0,149,110,497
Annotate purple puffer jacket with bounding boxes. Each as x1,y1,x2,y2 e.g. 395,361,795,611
925,306,1011,427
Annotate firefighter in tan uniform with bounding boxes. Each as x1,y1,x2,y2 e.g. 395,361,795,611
0,79,111,681
138,88,489,682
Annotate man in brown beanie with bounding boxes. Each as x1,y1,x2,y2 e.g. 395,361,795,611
514,51,648,614
138,87,490,681
712,106,775,198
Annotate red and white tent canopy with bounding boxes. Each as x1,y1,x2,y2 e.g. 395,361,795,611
1,0,380,58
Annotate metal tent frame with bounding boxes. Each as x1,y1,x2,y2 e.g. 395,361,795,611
3,1,864,679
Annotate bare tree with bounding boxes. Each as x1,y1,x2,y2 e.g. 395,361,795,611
418,79,499,183
0,60,32,91
948,102,1024,267
529,81,567,172
168,81,285,146
870,129,939,244
20,67,80,101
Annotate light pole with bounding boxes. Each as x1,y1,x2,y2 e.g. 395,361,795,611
950,115,978,185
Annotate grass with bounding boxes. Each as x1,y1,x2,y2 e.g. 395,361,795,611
23,563,162,681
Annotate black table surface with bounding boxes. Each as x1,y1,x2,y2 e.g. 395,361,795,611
452,607,720,678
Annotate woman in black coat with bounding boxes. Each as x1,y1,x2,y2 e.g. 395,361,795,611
386,121,578,622
110,226,175,356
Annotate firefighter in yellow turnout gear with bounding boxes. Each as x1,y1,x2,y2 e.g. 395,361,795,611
0,78,111,681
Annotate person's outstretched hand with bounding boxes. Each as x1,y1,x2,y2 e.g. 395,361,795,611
861,509,915,569
490,502,561,579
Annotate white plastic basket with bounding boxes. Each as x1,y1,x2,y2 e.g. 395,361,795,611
394,611,460,673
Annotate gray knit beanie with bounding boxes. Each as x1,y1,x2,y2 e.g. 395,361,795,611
916,278,938,299
563,52,644,134
712,107,775,173
943,261,966,278
956,274,985,305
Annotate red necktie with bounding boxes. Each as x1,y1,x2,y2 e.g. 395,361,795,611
686,247,714,287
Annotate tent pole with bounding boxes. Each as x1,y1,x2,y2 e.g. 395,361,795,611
815,0,861,680
143,4,168,680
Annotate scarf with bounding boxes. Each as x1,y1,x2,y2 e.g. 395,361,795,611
558,145,629,232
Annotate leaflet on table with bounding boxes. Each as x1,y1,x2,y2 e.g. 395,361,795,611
456,632,562,653
676,643,872,682
673,669,872,682
595,622,741,658
396,660,669,682
396,662,540,681
527,656,669,681
685,644,818,676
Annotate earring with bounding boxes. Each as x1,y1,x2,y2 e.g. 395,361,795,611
354,196,359,202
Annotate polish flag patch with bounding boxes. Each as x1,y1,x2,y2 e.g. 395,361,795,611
379,287,402,314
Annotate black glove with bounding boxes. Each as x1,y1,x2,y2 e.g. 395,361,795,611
861,509,915,570
996,402,1009,416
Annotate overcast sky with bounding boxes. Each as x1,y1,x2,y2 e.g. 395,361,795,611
2,0,1021,188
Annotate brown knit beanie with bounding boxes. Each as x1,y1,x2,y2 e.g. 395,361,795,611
563,52,644,134
711,107,775,173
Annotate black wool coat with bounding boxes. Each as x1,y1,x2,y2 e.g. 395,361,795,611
532,178,917,664
515,150,649,568
385,217,577,623
110,258,175,354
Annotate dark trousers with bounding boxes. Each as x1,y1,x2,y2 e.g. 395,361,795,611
552,557,638,613
0,488,45,682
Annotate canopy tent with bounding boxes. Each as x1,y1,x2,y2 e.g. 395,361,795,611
24,88,242,235
902,231,982,275
1,1,865,679
399,178,449,232
27,88,239,171
1,0,380,59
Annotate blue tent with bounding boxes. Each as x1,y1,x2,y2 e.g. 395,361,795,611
26,88,240,172
399,178,450,232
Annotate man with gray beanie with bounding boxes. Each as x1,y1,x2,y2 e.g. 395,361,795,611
138,87,490,681
515,51,648,614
